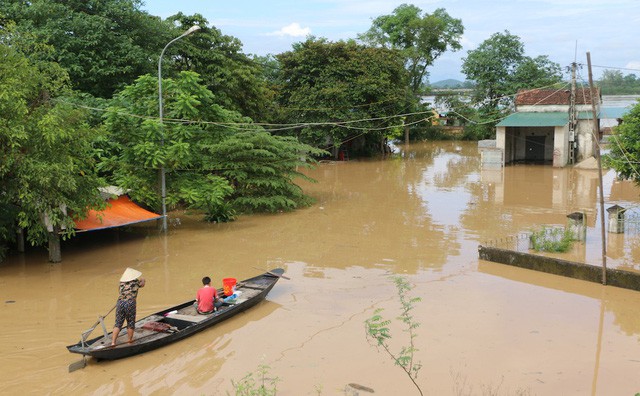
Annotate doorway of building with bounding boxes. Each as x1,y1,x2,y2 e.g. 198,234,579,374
525,135,546,163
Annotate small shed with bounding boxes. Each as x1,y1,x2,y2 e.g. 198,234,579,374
495,88,600,167
43,188,162,262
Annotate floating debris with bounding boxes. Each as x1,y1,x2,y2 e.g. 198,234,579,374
346,383,375,393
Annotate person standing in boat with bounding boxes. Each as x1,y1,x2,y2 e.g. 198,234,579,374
196,276,223,314
111,268,146,346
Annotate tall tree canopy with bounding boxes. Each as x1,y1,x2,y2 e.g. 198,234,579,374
101,71,324,219
598,70,640,94
275,38,411,156
0,42,105,257
359,4,464,96
605,102,640,182
461,30,563,112
1,0,170,97
162,13,276,122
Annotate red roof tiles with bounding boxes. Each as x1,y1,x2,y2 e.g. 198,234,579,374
515,88,599,106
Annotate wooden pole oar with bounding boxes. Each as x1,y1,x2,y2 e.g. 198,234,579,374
69,303,117,373
69,355,88,373
252,266,290,280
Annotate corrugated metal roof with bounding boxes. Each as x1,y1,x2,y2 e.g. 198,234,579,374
600,106,632,119
577,111,597,120
497,112,568,127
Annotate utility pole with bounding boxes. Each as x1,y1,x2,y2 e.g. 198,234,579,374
568,62,577,164
587,52,607,285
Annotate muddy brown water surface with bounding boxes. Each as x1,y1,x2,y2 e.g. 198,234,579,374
2,141,640,395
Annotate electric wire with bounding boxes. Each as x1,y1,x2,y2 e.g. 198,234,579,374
576,69,640,182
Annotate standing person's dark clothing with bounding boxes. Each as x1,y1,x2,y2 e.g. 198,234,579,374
111,268,146,346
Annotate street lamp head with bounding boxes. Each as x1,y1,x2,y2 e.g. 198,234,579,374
184,25,201,36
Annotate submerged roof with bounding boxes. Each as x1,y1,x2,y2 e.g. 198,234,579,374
74,195,162,232
496,112,568,127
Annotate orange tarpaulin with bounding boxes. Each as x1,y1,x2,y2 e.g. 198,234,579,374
74,195,162,232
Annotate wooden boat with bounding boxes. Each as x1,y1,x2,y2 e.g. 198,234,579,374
67,268,284,361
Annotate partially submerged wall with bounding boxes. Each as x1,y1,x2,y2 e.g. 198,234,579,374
478,245,640,292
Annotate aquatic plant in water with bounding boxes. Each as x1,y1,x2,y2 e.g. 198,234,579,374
365,276,423,396
230,364,280,396
529,226,576,253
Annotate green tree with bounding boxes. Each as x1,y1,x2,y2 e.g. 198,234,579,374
460,31,563,138
605,102,640,182
366,276,423,395
359,4,464,96
599,69,640,94
0,43,105,260
1,0,171,98
275,38,410,157
163,13,277,123
512,55,563,91
101,71,324,219
210,131,321,214
462,30,525,111
462,31,563,111
359,5,463,143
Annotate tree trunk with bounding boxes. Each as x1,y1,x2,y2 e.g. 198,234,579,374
17,227,25,253
48,229,61,263
404,125,410,144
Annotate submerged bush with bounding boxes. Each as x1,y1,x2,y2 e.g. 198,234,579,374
530,226,575,253
230,364,279,396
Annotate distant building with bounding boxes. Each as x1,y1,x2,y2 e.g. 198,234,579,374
495,88,600,167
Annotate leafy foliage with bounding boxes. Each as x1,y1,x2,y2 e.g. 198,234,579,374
365,276,424,396
529,226,576,253
598,69,640,95
458,31,563,138
604,101,640,181
1,0,172,98
0,42,105,252
462,31,563,113
230,364,280,396
359,4,464,96
275,38,410,156
163,13,277,123
209,131,325,213
101,71,324,219
359,5,464,143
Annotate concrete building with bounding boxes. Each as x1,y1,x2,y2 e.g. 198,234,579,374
495,88,600,167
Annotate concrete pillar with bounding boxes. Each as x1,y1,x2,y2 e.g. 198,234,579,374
607,205,625,234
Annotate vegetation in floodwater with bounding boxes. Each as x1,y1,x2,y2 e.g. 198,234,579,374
229,364,279,396
529,226,576,253
365,276,424,396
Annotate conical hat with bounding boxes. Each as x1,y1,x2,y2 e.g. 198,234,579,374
120,267,142,282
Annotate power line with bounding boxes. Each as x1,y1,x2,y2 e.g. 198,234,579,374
581,64,640,73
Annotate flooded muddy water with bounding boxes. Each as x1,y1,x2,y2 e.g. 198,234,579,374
2,141,640,395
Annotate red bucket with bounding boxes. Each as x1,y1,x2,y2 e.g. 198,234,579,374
223,278,237,296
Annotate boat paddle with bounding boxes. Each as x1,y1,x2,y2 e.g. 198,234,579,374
68,303,117,373
251,266,290,280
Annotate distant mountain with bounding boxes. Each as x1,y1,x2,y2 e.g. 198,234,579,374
430,79,469,89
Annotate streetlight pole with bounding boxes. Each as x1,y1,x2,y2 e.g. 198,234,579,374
158,25,200,232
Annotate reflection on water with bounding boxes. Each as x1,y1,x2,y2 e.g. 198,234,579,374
1,141,640,394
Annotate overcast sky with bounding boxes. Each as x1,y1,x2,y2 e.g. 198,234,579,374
143,0,640,83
